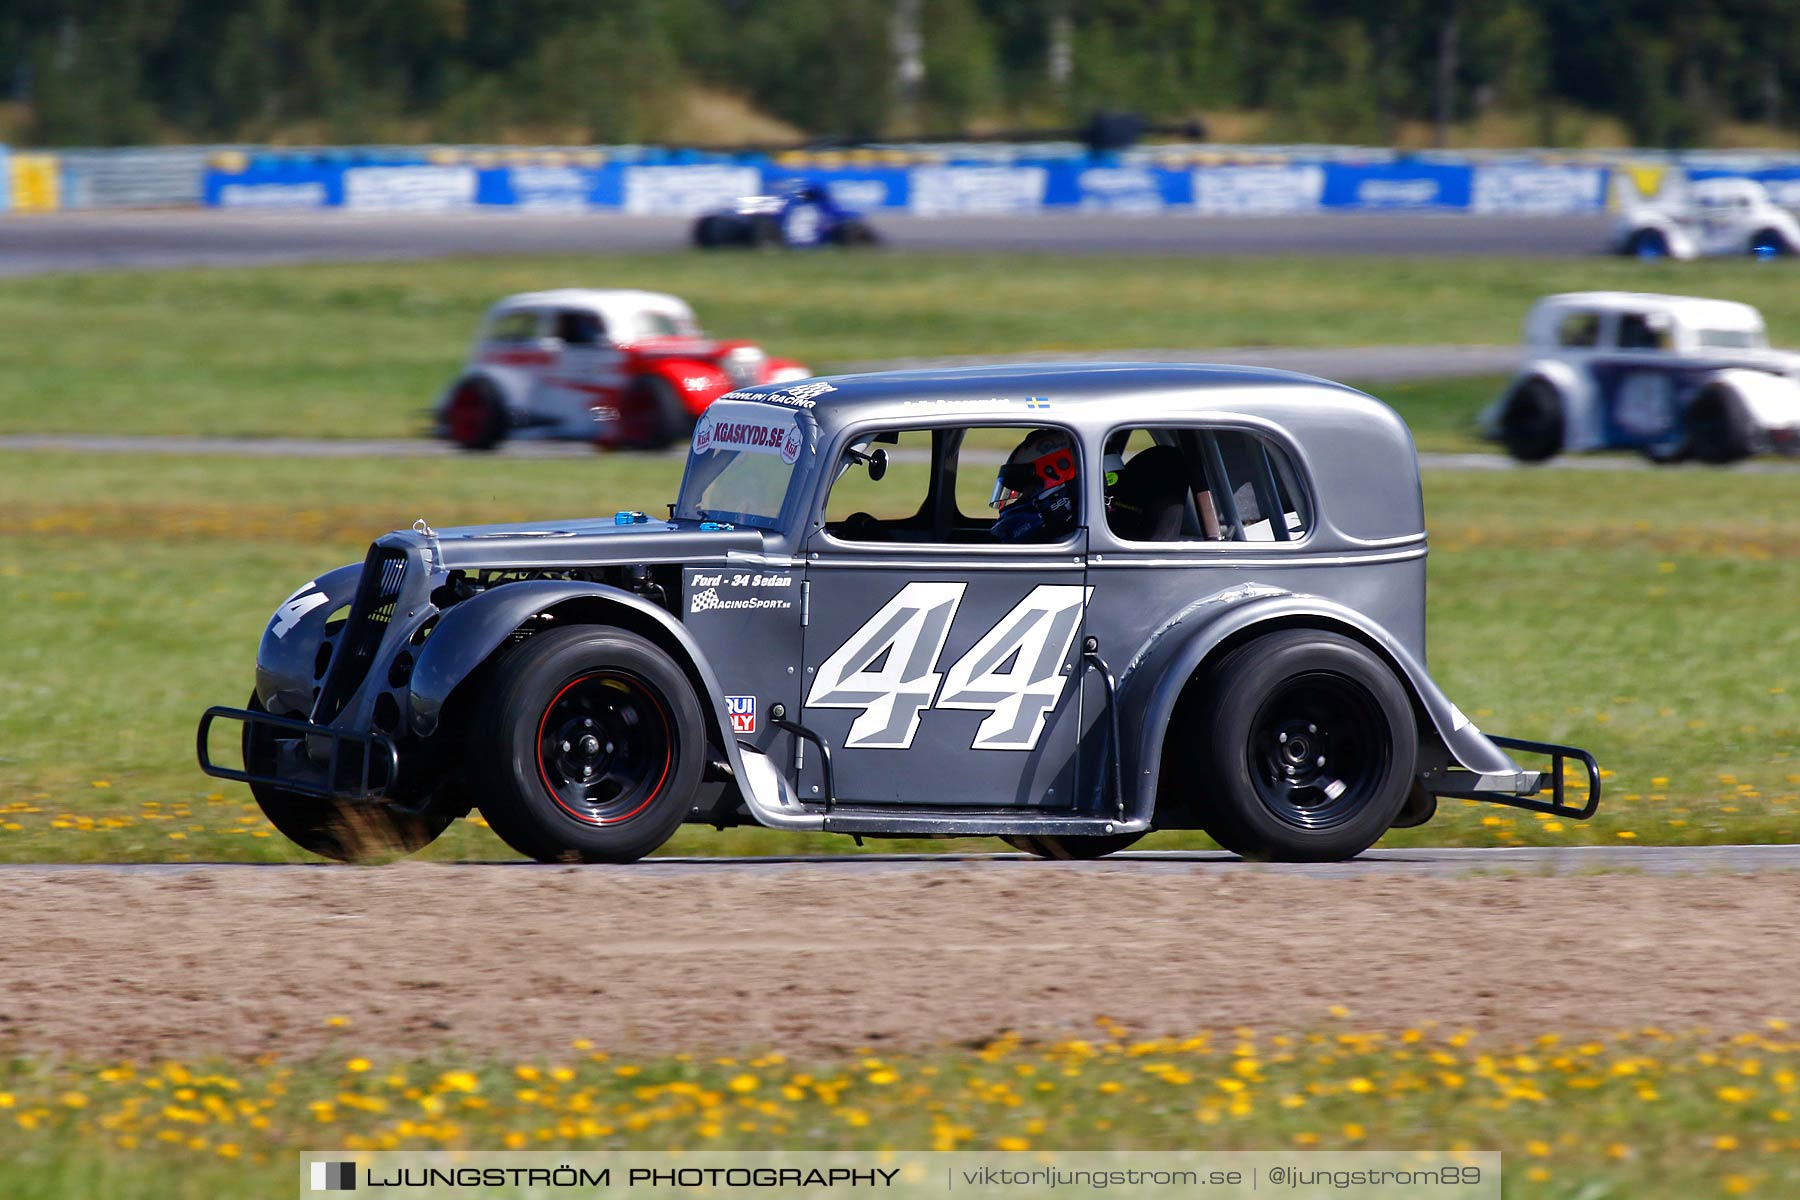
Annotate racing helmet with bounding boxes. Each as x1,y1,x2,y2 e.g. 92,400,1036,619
990,428,1078,541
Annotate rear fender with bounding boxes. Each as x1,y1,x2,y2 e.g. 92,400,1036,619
1126,589,1519,820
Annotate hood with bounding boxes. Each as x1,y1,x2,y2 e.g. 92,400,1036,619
381,517,769,573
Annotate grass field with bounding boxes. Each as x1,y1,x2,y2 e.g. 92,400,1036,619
2,252,1799,441
2,447,1794,863
1,1024,1795,1198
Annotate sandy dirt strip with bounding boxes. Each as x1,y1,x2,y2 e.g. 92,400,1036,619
4,864,1795,1060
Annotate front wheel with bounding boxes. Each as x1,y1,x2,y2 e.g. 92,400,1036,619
243,694,453,861
1001,833,1144,860
1688,386,1755,463
1749,228,1793,259
472,627,706,863
1191,631,1417,862
833,218,881,247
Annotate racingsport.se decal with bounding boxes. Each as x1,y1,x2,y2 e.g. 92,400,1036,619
806,582,1091,751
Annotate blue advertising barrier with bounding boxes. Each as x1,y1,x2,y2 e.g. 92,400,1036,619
191,154,1635,216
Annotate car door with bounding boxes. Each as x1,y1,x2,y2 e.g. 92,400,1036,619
534,308,628,433
797,423,1089,808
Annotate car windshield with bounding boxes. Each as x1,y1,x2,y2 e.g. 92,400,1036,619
1696,328,1767,349
674,401,812,530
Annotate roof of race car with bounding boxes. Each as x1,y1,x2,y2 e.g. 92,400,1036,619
720,362,1425,542
1526,291,1764,332
733,361,1380,423
487,289,695,318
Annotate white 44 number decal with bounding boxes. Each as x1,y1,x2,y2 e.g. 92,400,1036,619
807,582,1091,751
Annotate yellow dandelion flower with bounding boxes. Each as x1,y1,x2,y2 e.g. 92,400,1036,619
1342,1123,1365,1141
1723,1176,1752,1196
728,1075,759,1093
346,1058,371,1074
995,1136,1030,1151
1714,1135,1740,1151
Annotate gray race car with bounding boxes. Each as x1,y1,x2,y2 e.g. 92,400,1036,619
197,364,1600,863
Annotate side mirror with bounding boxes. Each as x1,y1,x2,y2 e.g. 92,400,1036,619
866,448,888,482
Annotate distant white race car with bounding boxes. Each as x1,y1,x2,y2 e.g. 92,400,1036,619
1615,176,1800,259
433,289,809,451
1483,291,1800,463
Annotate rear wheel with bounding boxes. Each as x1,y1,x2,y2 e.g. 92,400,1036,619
472,627,705,863
1191,631,1417,862
833,218,881,247
1500,379,1565,462
444,377,508,451
1626,228,1670,259
243,693,453,862
1001,833,1144,860
1688,386,1755,463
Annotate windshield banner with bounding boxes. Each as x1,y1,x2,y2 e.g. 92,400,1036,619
693,408,804,464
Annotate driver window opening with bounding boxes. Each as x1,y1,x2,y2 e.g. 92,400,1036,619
1103,426,1310,544
822,424,1081,546
554,309,605,346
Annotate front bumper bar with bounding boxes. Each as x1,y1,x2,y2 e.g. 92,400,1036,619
1421,734,1602,820
196,706,398,801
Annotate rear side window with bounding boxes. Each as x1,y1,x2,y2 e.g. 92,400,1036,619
485,311,539,343
1557,312,1600,348
1104,426,1310,544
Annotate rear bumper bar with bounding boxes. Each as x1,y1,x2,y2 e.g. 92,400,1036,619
196,706,397,801
1420,734,1601,820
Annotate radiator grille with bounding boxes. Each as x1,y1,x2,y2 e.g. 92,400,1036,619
313,546,408,723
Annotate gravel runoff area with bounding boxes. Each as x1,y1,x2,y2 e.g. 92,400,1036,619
5,860,1795,1061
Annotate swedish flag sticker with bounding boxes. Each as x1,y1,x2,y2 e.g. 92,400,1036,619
1025,396,1051,410
310,1161,356,1191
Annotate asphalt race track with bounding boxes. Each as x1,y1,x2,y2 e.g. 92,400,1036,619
0,208,1618,276
3,843,1796,877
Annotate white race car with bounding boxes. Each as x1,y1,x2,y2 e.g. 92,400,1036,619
1484,291,1800,463
1615,176,1800,259
434,289,809,451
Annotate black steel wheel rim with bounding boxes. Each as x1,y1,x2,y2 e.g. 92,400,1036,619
535,671,674,825
1246,671,1389,830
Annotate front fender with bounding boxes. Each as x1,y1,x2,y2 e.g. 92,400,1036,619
408,580,748,769
1705,368,1800,431
636,359,733,417
254,562,363,717
1123,588,1520,819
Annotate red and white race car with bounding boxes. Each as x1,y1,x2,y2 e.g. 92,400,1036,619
435,289,810,450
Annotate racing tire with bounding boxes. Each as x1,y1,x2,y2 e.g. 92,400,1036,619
627,375,695,450
443,377,508,451
1625,228,1670,259
242,693,454,862
1687,386,1755,464
1499,378,1565,462
1190,631,1417,863
1001,833,1144,860
693,215,738,248
833,219,881,248
1749,228,1794,259
472,627,706,863
749,215,783,248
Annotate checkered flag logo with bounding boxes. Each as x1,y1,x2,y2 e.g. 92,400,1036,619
310,1161,356,1191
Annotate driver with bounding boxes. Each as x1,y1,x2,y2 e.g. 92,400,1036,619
991,428,1079,542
